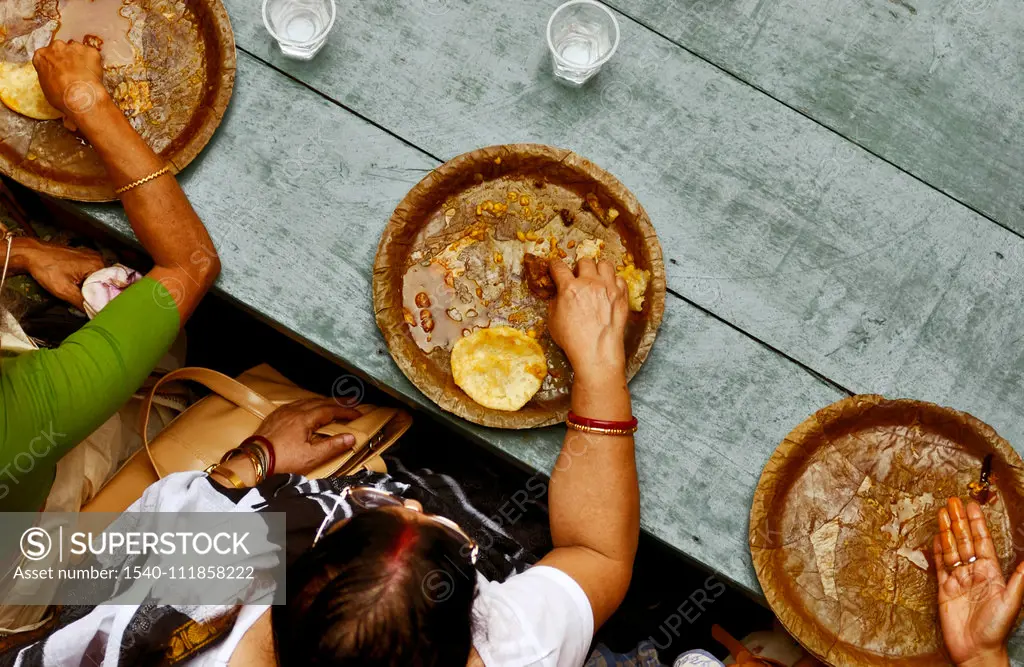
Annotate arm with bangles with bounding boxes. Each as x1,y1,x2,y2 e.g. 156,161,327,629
199,399,362,667
32,40,219,322
535,257,640,628
206,399,362,489
0,42,222,511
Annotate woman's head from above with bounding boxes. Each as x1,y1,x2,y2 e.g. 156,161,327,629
273,489,480,667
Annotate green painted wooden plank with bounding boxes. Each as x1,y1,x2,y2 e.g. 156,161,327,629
75,53,846,598
223,2,1024,476
605,0,1024,231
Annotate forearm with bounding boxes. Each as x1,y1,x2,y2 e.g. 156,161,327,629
69,97,219,315
547,365,639,564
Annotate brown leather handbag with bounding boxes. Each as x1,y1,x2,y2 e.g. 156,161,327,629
83,365,412,514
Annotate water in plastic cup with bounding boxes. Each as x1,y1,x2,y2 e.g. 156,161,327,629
547,0,620,86
262,0,336,60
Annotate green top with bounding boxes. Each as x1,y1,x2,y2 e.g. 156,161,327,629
0,277,179,511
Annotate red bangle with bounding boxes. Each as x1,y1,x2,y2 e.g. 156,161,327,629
566,411,638,435
243,435,276,476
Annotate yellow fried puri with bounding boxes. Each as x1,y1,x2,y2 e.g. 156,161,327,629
0,62,62,121
617,264,650,312
451,326,547,411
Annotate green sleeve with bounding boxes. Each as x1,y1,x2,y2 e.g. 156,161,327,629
0,277,180,511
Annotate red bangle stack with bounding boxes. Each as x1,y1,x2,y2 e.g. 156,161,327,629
566,411,638,436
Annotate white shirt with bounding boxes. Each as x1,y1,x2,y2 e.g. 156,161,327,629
189,565,594,667
472,566,594,667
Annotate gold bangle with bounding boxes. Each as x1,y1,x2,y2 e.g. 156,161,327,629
114,165,171,195
240,443,268,480
209,464,246,489
241,447,265,484
222,447,265,484
565,422,638,436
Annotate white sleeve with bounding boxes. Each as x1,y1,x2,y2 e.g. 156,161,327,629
472,565,594,667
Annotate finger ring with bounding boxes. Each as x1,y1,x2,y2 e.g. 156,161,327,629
967,556,977,564
950,561,964,569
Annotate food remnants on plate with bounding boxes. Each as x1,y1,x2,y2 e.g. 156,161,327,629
374,145,666,429
0,0,234,201
0,0,147,122
400,174,651,410
53,0,137,67
750,395,1024,666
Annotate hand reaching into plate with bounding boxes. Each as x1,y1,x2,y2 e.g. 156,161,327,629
32,40,107,122
934,497,1024,667
547,257,629,385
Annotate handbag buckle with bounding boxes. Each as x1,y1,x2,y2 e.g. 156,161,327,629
367,430,385,452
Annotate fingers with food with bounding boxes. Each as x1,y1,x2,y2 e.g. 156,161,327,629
547,257,629,380
31,40,106,119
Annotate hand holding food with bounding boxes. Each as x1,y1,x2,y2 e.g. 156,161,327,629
21,240,105,310
31,40,107,121
934,497,1023,667
547,257,629,383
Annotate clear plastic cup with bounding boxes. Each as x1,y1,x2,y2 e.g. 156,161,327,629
546,0,620,86
262,0,337,61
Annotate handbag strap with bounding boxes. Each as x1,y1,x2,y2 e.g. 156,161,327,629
140,367,278,477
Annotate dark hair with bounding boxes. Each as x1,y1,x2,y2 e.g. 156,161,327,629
272,508,478,667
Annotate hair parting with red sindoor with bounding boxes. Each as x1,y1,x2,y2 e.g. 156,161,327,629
272,508,478,667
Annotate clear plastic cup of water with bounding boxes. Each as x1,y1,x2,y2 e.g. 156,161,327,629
262,0,336,60
546,0,620,86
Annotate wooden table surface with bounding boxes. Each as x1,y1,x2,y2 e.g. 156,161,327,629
69,0,1024,659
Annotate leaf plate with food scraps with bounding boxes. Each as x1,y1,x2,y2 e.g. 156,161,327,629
750,395,1024,667
373,144,666,429
0,0,235,201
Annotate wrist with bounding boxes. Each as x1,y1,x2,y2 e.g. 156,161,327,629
567,334,626,377
7,237,45,274
570,361,632,424
68,92,118,136
959,648,1010,667
571,356,626,388
211,458,258,488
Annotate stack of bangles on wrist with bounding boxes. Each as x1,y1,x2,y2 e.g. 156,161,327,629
566,411,638,436
208,435,276,488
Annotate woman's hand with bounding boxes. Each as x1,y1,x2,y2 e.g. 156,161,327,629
547,258,629,384
934,497,1023,667
32,40,108,121
254,399,361,476
22,241,105,309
